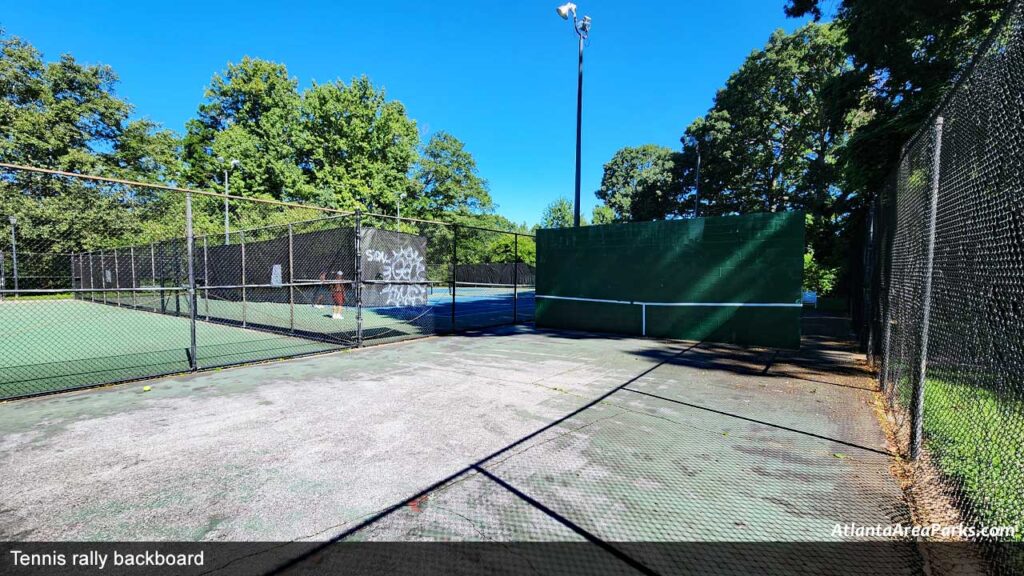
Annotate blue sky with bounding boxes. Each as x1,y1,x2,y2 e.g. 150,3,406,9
2,1,815,225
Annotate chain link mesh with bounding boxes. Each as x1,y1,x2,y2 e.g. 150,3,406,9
0,172,534,400
867,2,1024,572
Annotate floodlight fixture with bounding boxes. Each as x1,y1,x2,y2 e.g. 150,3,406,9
556,2,576,19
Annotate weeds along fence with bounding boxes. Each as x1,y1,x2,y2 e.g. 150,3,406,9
864,1,1024,570
0,165,535,401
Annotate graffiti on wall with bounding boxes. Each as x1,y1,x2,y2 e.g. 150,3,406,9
366,246,428,306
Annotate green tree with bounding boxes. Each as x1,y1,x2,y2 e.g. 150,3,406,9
595,144,683,221
483,233,536,266
680,23,856,268
300,76,419,212
682,23,853,214
0,30,179,252
414,131,492,218
591,204,615,225
803,248,839,295
540,197,584,228
183,57,307,209
784,0,1005,195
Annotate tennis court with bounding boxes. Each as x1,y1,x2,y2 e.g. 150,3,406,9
0,318,920,573
0,298,339,398
0,284,536,399
194,281,535,340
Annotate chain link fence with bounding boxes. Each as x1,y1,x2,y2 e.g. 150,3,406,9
864,1,1024,572
0,167,535,401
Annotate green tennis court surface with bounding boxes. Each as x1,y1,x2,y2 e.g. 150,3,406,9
1,287,537,399
0,320,920,573
0,298,340,398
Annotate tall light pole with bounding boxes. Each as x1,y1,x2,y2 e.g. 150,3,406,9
218,157,240,244
556,3,591,227
694,138,701,218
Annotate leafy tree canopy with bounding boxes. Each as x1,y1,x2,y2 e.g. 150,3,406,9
681,22,854,222
183,57,307,204
540,197,585,229
300,76,419,211
0,30,179,252
595,144,683,222
413,131,493,218
591,204,615,225
783,0,1006,193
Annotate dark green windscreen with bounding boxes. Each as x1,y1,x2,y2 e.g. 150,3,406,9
535,212,804,348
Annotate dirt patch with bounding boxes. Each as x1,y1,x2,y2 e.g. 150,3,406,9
872,389,990,575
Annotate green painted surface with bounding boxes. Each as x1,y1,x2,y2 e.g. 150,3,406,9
0,298,339,399
0,287,534,399
536,212,804,348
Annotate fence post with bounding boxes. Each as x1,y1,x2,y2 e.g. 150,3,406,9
911,116,944,461
113,249,121,307
355,210,363,347
130,247,137,308
100,250,107,304
864,201,876,364
240,230,247,327
451,225,457,332
150,243,158,312
9,216,18,294
175,240,183,315
513,234,518,323
288,223,295,333
185,192,198,371
88,253,95,302
860,213,869,354
203,236,210,321
79,254,85,300
0,250,5,301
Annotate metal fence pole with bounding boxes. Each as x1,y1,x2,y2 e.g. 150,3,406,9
911,116,945,461
880,314,894,394
0,250,6,301
288,223,295,333
240,230,247,327
68,252,75,299
130,247,137,308
88,252,95,302
451,225,457,332
864,200,878,366
174,243,182,317
113,249,121,307
203,236,210,321
9,216,18,294
185,192,198,371
355,210,363,347
100,250,107,304
513,234,518,323
150,243,158,312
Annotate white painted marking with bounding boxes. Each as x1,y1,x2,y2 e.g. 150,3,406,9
536,295,802,308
